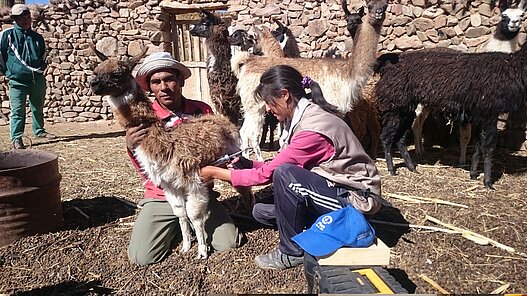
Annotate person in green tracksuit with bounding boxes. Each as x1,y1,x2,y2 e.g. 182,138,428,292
0,4,55,149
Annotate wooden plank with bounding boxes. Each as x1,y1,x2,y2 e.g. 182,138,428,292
316,239,390,266
159,1,229,14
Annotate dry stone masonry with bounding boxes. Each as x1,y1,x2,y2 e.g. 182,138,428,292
0,0,525,149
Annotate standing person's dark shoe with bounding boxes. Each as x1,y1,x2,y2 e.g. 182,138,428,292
12,138,25,149
36,132,57,139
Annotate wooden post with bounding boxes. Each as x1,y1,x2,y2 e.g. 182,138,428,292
0,0,15,7
171,14,179,60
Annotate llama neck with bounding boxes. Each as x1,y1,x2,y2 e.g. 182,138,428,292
113,87,159,128
350,17,381,80
261,35,286,57
206,26,232,69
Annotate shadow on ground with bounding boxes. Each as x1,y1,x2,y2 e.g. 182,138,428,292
13,280,113,296
30,131,125,147
60,196,136,231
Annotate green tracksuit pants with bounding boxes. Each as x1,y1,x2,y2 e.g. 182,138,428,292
9,75,47,141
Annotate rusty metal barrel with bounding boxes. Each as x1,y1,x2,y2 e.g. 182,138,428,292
0,150,63,246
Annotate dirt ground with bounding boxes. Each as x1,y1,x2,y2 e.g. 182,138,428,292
0,120,526,295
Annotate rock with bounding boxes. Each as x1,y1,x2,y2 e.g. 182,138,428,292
394,35,423,49
470,13,482,27
412,18,434,31
96,36,118,57
465,26,489,38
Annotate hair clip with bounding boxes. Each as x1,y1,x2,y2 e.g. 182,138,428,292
301,76,313,88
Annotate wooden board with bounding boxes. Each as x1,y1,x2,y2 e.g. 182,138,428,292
316,239,390,266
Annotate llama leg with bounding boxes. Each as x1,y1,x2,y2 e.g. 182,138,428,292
458,122,472,166
380,113,399,175
235,186,255,212
250,115,265,161
164,190,193,253
412,104,429,158
239,120,250,158
368,115,381,160
469,132,482,181
481,120,498,189
397,129,417,173
186,185,211,259
269,123,276,150
260,118,269,148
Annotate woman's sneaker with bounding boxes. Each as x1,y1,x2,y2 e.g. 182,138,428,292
254,247,303,270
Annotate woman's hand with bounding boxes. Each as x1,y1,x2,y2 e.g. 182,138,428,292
125,124,149,150
201,166,232,183
201,166,217,183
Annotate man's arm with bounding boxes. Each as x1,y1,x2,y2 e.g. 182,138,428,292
0,29,10,73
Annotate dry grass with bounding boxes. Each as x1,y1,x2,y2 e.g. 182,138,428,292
0,121,526,294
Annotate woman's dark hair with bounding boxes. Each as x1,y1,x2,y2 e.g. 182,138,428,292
254,65,341,116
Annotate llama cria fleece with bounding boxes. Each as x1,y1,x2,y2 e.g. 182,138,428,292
89,44,252,259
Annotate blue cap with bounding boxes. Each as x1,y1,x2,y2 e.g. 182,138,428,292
292,206,375,257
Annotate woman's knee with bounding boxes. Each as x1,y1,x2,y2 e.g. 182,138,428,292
272,163,302,184
252,202,276,227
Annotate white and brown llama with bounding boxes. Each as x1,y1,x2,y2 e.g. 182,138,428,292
232,0,388,160
88,45,253,259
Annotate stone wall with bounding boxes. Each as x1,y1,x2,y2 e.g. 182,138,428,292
229,0,527,57
0,0,525,149
0,0,167,125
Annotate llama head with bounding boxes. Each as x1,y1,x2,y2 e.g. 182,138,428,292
271,19,290,44
365,0,388,25
498,0,526,33
342,0,365,37
252,26,279,55
89,42,148,98
229,29,255,51
190,8,223,38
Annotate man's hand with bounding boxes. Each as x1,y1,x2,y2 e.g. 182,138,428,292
125,124,149,150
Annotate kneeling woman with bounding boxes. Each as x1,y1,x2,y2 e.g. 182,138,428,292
201,65,383,270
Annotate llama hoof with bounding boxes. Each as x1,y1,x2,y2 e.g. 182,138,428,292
181,240,192,253
196,245,209,259
470,173,478,180
389,170,397,176
484,182,495,190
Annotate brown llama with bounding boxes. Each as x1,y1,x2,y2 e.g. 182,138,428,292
88,45,253,259
189,8,243,126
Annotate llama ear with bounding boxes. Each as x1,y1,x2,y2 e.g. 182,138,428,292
274,19,285,29
519,0,526,11
498,0,508,11
342,0,352,16
358,6,366,17
88,41,108,61
129,46,148,67
253,25,263,38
